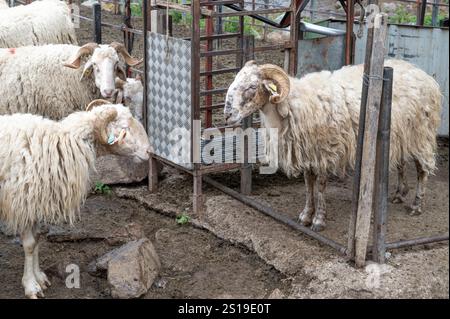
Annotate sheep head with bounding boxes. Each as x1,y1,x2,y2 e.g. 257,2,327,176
88,100,151,163
63,42,142,99
224,61,290,125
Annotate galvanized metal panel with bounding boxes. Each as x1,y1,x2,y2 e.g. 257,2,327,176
297,35,346,77
147,32,193,169
329,21,449,136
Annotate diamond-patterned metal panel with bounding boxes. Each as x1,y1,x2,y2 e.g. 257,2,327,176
147,32,193,170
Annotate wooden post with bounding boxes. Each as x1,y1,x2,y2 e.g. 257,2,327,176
353,13,388,268
93,3,102,44
372,67,393,264
347,3,378,261
240,35,255,196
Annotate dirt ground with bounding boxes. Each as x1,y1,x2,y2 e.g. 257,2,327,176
0,194,290,299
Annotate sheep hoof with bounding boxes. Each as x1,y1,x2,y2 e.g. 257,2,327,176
298,210,313,226
311,223,326,232
23,278,44,299
391,195,406,204
35,271,51,290
409,206,422,216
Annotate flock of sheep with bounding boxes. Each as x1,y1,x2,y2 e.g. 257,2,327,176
0,0,150,299
0,0,444,299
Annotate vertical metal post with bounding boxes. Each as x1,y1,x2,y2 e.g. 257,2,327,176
192,0,204,216
288,0,299,76
345,0,354,65
215,5,223,50
372,67,393,264
144,0,159,193
93,2,102,44
417,0,428,26
431,0,440,27
205,4,214,128
124,0,134,76
240,35,255,196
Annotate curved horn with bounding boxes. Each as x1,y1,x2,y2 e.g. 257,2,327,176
258,64,290,104
94,108,118,145
86,99,111,111
63,43,99,69
110,42,143,67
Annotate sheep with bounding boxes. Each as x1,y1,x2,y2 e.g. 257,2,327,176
114,75,144,123
0,42,142,120
0,101,151,299
224,59,442,231
0,0,78,48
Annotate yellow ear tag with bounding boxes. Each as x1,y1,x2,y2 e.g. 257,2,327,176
268,83,278,94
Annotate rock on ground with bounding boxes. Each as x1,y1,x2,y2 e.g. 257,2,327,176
92,155,148,185
90,238,161,299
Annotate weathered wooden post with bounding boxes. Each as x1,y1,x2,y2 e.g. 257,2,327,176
93,2,102,44
372,66,393,264
347,13,388,267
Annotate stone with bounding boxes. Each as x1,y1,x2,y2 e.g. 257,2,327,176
91,155,148,185
90,238,161,299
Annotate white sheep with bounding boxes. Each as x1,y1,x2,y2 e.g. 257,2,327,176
224,59,442,231
114,75,144,123
0,102,151,299
0,42,142,120
0,0,77,47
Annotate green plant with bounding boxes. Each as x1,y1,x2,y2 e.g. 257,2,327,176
130,1,142,17
171,10,184,24
94,182,112,195
176,213,191,225
388,5,416,25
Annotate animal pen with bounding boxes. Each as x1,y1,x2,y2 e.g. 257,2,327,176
143,0,448,267
7,0,449,267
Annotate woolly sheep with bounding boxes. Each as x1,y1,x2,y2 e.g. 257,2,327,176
224,59,442,231
0,0,77,47
0,102,151,299
114,75,144,123
0,42,142,120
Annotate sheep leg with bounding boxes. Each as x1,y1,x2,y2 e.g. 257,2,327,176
392,158,409,203
32,225,51,290
410,160,428,216
298,170,316,226
311,174,327,232
21,225,44,299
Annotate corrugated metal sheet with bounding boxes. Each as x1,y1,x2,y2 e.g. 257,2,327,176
329,21,449,136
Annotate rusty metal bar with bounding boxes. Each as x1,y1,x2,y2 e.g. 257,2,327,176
204,177,348,254
385,235,449,249
417,0,428,26
345,0,354,65
200,67,240,76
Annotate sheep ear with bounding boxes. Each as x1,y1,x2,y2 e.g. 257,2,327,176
116,65,127,81
80,61,93,80
262,80,282,103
